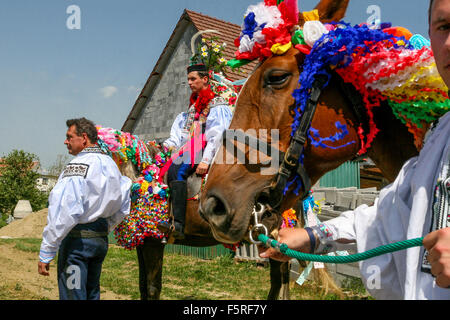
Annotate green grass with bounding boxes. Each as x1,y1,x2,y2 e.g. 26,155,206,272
1,238,370,300
100,246,366,300
0,238,42,253
100,246,141,299
0,283,49,300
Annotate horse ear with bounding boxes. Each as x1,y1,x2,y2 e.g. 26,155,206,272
314,0,350,23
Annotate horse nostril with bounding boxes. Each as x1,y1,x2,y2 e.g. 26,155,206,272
205,195,227,217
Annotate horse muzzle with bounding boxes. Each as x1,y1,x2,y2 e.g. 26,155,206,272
200,184,281,244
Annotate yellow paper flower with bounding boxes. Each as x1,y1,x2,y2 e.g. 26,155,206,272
271,42,292,55
302,9,320,21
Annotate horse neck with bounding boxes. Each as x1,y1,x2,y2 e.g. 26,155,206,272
281,79,419,211
366,101,419,182
329,72,419,182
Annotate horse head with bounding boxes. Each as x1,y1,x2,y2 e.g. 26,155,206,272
199,0,355,244
199,0,445,244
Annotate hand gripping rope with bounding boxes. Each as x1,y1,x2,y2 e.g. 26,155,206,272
258,234,424,264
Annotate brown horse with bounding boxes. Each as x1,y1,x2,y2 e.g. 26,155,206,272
199,0,419,249
115,134,297,300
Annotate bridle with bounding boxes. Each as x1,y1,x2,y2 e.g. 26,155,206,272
221,67,368,243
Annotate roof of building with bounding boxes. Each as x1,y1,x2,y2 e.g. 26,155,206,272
121,9,258,132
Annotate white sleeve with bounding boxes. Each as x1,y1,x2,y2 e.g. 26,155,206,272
39,177,86,263
163,113,187,150
201,105,233,164
105,175,132,232
311,202,381,253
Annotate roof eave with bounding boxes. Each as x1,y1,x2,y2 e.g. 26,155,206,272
121,10,192,132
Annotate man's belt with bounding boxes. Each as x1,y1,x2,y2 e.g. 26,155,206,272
68,229,109,238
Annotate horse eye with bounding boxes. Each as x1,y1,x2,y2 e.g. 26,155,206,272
264,70,292,89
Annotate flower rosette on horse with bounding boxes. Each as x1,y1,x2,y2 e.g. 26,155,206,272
96,126,171,250
229,0,449,195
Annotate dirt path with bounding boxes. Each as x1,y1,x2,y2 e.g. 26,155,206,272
0,209,133,300
0,241,131,300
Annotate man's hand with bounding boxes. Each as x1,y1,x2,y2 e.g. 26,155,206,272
38,261,50,276
258,228,312,262
196,162,209,175
163,145,175,154
423,227,450,288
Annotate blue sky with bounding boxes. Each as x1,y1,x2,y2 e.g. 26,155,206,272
0,0,430,170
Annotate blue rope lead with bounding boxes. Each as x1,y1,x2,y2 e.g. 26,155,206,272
258,234,424,264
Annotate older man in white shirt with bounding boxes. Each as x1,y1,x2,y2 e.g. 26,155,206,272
38,117,132,300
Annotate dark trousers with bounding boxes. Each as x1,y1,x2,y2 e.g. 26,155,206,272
57,218,109,300
167,163,198,184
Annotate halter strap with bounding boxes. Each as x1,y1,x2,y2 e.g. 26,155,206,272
268,73,329,209
219,72,368,214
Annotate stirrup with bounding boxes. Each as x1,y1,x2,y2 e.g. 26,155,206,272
171,221,185,240
157,221,172,234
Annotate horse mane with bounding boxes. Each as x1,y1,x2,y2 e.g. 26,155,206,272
96,126,172,249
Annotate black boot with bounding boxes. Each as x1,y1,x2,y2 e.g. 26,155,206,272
157,180,186,240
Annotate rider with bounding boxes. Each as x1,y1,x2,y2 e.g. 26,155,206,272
157,63,233,239
259,0,450,299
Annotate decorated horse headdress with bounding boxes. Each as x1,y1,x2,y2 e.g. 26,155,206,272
229,0,449,156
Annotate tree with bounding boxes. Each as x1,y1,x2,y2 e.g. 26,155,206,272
0,150,49,218
48,154,71,177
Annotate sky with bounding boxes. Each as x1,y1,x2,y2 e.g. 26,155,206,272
0,0,430,170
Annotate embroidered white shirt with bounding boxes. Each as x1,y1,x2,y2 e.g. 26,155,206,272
39,147,132,263
163,104,233,165
313,112,450,299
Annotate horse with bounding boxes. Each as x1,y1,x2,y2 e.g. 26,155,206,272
97,124,301,300
199,0,448,288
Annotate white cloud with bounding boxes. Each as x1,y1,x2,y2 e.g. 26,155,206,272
99,86,118,98
127,85,140,93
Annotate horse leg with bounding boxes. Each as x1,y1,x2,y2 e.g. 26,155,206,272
279,261,291,300
136,238,165,300
267,259,280,300
136,245,148,300
267,259,291,300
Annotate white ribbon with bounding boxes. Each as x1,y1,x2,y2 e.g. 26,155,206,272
239,34,255,53
303,20,329,48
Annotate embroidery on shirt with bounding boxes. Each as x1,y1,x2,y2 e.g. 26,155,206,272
62,163,90,179
421,148,450,274
80,146,104,154
209,97,227,108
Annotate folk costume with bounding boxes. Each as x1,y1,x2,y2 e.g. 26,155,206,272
39,145,132,300
158,64,233,239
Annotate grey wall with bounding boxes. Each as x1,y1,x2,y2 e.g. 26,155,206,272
132,24,198,142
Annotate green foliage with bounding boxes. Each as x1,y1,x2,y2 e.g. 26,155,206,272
0,149,49,216
47,154,70,177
